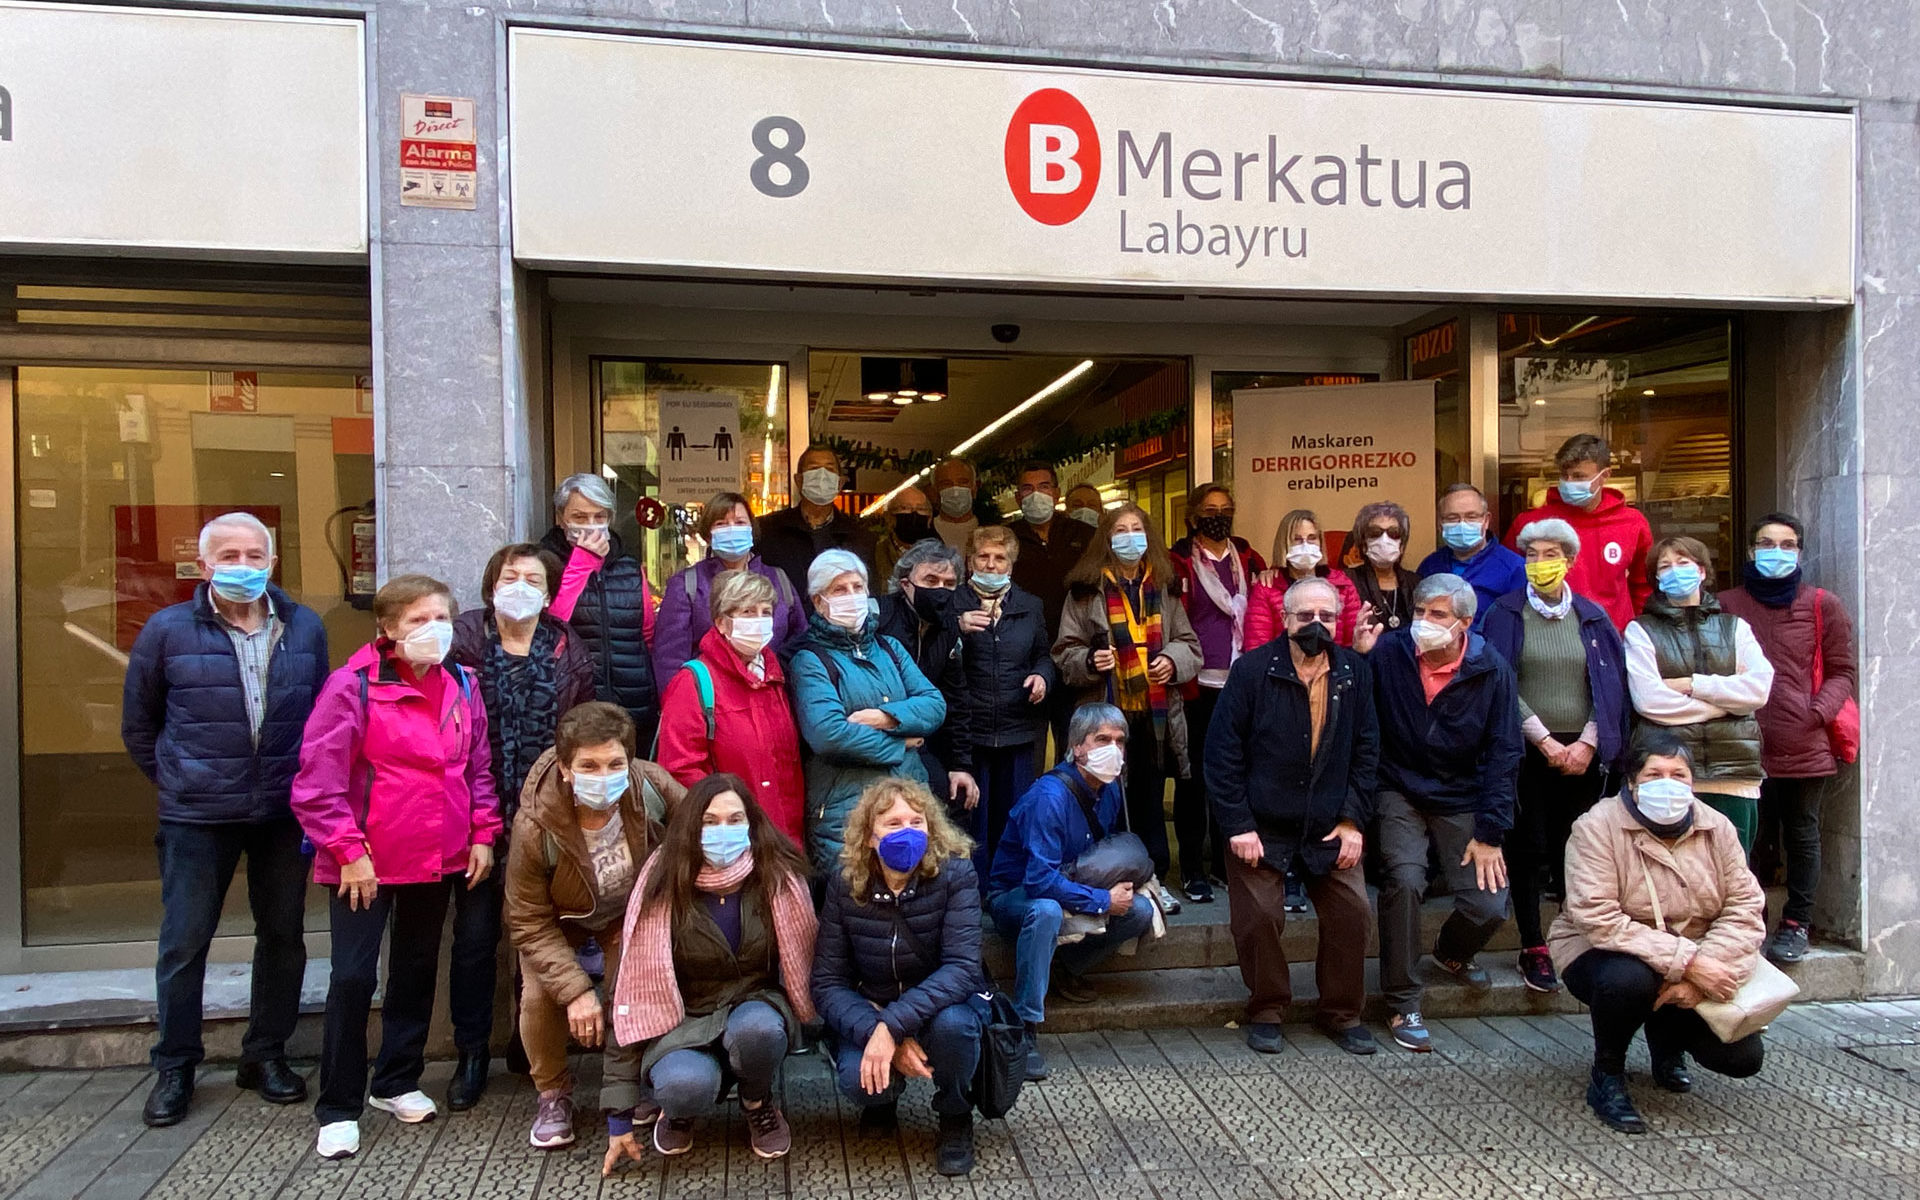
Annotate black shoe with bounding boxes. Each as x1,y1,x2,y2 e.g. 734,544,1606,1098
935,1113,976,1175
857,1101,898,1135
1023,1023,1048,1082
1767,920,1811,965
1244,1023,1285,1054
1050,971,1098,1005
1324,1024,1379,1056
1283,878,1308,914
235,1059,306,1104
1651,1051,1694,1094
446,1052,489,1112
1182,877,1215,903
143,1068,193,1127
1586,1067,1647,1134
1432,954,1493,994
1518,948,1562,994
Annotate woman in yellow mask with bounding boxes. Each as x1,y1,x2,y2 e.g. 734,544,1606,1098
1480,517,1632,996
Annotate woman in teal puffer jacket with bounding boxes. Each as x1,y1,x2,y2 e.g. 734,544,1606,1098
787,549,947,873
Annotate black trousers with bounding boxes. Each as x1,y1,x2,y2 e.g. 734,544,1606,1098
1563,949,1764,1078
1125,714,1172,878
448,865,502,1056
1171,685,1227,885
317,878,461,1124
1509,738,1608,948
1760,777,1823,926
153,817,309,1072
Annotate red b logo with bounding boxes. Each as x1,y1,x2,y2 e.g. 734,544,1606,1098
1004,89,1100,226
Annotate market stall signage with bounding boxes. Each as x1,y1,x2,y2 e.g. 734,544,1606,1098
510,31,1854,306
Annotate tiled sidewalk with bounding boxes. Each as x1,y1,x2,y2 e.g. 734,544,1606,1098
5,1002,1920,1200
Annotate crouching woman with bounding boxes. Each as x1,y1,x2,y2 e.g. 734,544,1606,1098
813,778,986,1176
603,774,817,1170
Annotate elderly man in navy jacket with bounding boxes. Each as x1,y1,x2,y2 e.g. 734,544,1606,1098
1356,572,1522,1054
1208,577,1380,1057
986,702,1154,1082
122,513,330,1127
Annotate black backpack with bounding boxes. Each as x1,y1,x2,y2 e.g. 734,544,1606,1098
969,980,1030,1120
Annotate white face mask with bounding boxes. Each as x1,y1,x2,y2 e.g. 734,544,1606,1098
1365,533,1403,567
493,579,545,622
1068,506,1101,527
728,614,774,657
938,486,974,518
1285,542,1323,570
1081,742,1125,783
570,768,629,812
398,618,454,665
1020,491,1057,524
1633,777,1694,825
825,592,869,630
800,467,841,506
564,521,608,546
1409,617,1458,654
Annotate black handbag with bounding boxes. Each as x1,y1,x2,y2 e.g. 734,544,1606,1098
969,982,1029,1120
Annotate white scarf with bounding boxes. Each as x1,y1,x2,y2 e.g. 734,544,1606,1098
1190,542,1248,677
1527,584,1574,621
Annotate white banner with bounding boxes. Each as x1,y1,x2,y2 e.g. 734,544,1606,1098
0,3,367,257
1232,381,1437,569
657,391,743,503
509,32,1854,305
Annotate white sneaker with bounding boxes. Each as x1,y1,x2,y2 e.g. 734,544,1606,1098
316,1120,360,1159
369,1090,439,1124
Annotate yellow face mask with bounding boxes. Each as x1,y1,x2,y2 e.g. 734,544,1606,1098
1526,557,1570,591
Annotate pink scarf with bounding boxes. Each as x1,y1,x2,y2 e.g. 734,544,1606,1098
611,850,817,1046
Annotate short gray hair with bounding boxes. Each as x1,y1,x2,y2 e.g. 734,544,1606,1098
199,512,274,559
1067,702,1129,750
709,568,775,622
806,548,870,598
1283,576,1340,615
1413,571,1478,621
553,471,616,514
1516,518,1581,560
891,538,962,593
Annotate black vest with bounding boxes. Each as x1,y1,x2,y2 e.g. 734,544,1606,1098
1633,591,1762,782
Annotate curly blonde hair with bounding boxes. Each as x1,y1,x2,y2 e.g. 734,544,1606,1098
837,776,973,901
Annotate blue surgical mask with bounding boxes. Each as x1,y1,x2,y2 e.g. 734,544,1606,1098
210,564,270,603
709,524,755,560
971,570,1010,593
570,769,629,812
701,823,752,868
1440,521,1485,552
1111,530,1148,563
876,827,928,873
1754,547,1799,579
1657,562,1703,599
1558,477,1598,506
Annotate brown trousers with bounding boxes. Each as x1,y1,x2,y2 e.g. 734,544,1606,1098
519,933,625,1096
1225,855,1370,1029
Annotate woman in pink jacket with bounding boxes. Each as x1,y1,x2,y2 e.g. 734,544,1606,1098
291,574,502,1162
1244,509,1363,650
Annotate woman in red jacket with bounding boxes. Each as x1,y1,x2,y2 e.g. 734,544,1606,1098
655,569,806,845
1717,511,1857,966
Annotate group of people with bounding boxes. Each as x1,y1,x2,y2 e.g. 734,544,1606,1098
121,429,1854,1161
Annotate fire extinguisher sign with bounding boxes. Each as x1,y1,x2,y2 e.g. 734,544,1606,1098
400,93,477,210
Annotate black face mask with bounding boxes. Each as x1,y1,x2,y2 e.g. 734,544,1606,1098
892,513,933,544
1192,513,1235,542
910,584,954,623
1289,621,1335,659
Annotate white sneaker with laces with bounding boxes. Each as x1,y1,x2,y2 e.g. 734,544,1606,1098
316,1120,360,1159
369,1090,439,1123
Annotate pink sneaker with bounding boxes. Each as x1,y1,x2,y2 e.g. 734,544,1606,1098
528,1089,575,1149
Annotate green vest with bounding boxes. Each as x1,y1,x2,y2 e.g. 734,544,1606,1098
1633,592,1763,782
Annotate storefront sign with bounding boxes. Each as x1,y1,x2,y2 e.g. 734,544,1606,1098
509,33,1854,305
0,3,366,256
1233,381,1436,563
400,93,477,210
657,391,743,502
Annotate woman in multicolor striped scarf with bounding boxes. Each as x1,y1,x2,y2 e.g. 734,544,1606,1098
1051,503,1203,884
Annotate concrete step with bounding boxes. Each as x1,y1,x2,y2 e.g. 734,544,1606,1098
1032,945,1868,1033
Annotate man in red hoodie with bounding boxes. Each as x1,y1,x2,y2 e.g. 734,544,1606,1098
1503,433,1653,630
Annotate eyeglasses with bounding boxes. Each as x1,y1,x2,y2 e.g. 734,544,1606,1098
1287,610,1341,624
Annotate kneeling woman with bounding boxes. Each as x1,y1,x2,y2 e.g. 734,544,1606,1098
504,701,684,1151
1549,733,1768,1134
814,778,985,1176
605,774,816,1169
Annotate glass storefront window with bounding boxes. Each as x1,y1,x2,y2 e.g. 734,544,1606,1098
1405,317,1468,489
15,366,374,945
1496,312,1737,587
592,359,791,589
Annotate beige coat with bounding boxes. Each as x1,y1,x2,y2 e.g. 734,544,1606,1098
1548,796,1766,983
1052,579,1204,777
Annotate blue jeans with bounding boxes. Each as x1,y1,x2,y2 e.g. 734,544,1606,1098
153,817,309,1073
831,1001,982,1117
646,1001,788,1117
986,887,1155,1025
970,746,1037,893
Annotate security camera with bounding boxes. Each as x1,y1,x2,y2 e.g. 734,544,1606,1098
991,323,1021,344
